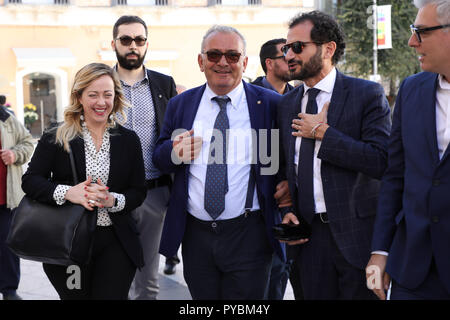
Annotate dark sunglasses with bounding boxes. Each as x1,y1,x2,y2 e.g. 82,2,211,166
116,36,147,47
203,50,242,64
269,55,285,60
281,41,322,56
410,24,450,43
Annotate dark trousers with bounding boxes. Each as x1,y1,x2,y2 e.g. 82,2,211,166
264,252,289,300
43,226,136,300
182,212,273,300
297,214,376,300
287,245,304,300
390,258,450,300
0,205,20,295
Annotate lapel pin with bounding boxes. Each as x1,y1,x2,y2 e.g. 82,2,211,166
158,94,163,99
257,100,262,104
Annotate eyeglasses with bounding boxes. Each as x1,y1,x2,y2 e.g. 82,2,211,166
116,36,147,47
203,50,242,64
410,24,450,43
269,55,285,60
281,41,322,56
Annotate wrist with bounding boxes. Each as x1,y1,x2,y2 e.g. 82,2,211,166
314,123,329,140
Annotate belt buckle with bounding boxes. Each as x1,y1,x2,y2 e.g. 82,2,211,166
319,212,329,224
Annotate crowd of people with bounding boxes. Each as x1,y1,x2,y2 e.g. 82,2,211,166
0,0,450,300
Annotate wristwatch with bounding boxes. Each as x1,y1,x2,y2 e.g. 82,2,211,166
113,196,118,208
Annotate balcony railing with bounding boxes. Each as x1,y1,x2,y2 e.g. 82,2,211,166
114,0,169,5
208,0,261,6
7,0,69,4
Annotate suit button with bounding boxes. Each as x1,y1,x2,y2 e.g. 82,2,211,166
433,179,440,186
432,216,439,223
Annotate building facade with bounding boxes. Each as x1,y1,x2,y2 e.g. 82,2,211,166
0,0,315,136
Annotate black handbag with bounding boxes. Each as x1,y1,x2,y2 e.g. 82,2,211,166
7,147,97,266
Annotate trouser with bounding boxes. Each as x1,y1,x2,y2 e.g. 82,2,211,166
43,226,136,300
182,211,273,300
298,214,376,300
264,252,289,300
129,186,170,300
0,205,20,296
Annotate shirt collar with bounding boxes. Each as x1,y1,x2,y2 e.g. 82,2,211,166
438,74,450,90
205,81,244,111
303,67,337,97
114,64,149,86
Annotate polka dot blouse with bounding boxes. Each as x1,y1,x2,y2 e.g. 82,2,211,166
53,126,125,226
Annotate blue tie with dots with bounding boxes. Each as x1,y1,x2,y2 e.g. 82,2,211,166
204,96,231,220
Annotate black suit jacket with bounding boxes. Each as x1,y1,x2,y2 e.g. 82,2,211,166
146,69,177,135
22,125,147,268
145,69,177,186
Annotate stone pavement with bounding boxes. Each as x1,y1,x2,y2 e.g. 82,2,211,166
1,253,294,300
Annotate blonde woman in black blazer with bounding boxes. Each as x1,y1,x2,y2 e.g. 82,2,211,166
21,63,146,300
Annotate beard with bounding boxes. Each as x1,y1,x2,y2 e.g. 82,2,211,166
115,49,147,70
288,46,323,81
274,69,292,83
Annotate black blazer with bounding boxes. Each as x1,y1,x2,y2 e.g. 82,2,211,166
22,125,147,268
146,69,178,134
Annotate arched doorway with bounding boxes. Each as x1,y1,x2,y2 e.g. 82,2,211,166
22,73,58,137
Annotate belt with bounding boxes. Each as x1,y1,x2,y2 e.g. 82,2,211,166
146,175,171,190
189,210,262,229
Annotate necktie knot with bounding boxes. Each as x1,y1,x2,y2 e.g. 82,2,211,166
306,88,320,115
212,96,230,111
307,88,320,100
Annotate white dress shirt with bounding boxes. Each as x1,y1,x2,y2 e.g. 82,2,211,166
187,82,260,221
436,74,450,159
294,67,336,214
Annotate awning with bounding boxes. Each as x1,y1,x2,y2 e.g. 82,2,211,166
12,48,76,68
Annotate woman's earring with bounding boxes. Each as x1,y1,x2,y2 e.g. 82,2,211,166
109,114,115,126
80,114,84,121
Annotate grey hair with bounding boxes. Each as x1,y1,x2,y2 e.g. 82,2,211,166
200,25,247,55
414,0,450,27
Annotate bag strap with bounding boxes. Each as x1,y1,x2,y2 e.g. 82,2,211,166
68,145,79,185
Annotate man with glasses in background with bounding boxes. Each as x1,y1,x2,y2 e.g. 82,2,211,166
111,15,177,300
277,11,391,299
153,25,285,299
251,38,299,301
252,39,293,95
367,0,450,300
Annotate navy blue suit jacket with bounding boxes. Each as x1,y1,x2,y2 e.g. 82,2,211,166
372,72,450,293
153,81,285,261
278,70,391,269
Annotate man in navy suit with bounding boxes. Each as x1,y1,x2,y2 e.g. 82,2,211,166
277,11,391,299
153,25,285,299
367,0,450,300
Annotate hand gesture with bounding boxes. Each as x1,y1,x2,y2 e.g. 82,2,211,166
172,129,203,163
65,176,95,211
292,102,330,140
84,177,114,208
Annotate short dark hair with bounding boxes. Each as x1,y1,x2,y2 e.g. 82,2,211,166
0,95,6,105
113,15,148,39
259,38,286,74
288,10,346,65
